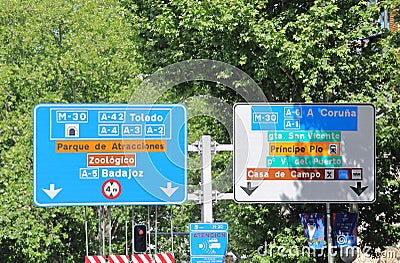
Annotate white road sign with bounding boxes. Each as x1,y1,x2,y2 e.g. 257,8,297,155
234,103,375,203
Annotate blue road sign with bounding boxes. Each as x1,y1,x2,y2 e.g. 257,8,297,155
33,104,187,207
190,223,228,263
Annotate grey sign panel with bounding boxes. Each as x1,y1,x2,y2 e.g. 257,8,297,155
234,103,375,203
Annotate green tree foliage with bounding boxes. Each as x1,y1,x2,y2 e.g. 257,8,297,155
122,0,388,102
125,0,399,260
0,0,139,261
0,0,399,262
351,0,400,254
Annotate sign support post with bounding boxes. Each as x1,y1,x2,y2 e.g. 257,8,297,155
131,207,135,257
200,135,213,223
326,203,334,263
188,136,234,223
85,207,89,257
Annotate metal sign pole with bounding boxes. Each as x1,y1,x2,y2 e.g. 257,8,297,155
155,206,158,254
326,203,334,263
200,135,213,223
170,206,174,253
98,207,102,255
148,206,151,252
102,206,105,256
108,206,112,256
84,207,89,256
131,207,135,255
125,207,128,255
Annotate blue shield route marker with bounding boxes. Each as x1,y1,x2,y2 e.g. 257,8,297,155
190,223,228,263
33,104,187,207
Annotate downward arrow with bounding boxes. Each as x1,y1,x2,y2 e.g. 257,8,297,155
42,184,63,199
240,182,259,196
350,182,368,196
160,182,178,197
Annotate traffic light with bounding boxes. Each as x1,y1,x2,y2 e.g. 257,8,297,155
134,224,147,253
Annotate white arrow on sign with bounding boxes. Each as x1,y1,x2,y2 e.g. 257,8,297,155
42,184,63,199
160,182,178,197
